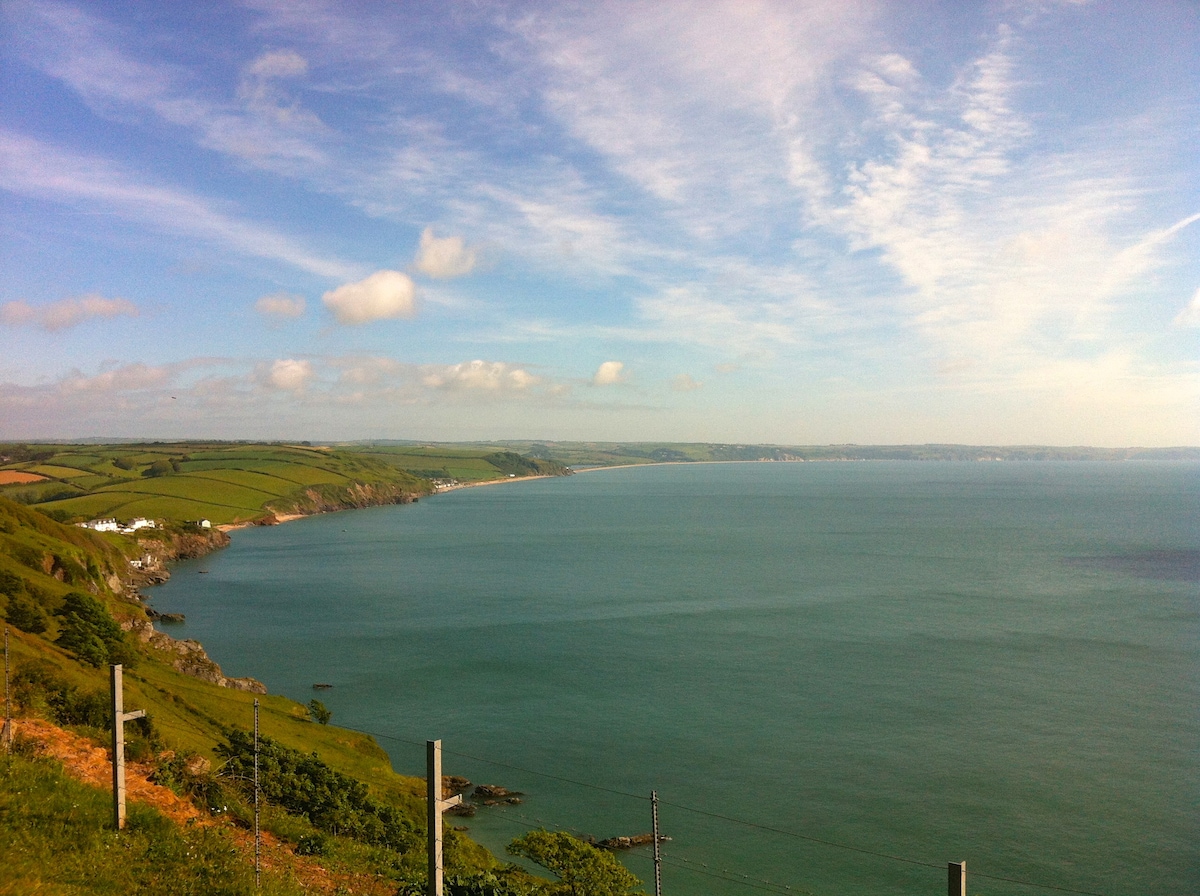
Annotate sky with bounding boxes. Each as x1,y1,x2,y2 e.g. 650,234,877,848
1,0,1197,446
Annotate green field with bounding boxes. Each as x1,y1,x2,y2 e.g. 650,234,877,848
0,442,569,525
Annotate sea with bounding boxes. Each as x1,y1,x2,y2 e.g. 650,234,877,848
149,461,1199,896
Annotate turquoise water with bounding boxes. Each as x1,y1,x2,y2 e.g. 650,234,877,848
151,462,1199,895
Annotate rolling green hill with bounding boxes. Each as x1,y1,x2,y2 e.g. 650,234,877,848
0,443,569,527
0,495,564,894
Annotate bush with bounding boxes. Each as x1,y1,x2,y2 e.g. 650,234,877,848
307,699,332,725
54,591,134,668
3,594,48,634
508,830,642,896
13,660,111,728
216,729,418,852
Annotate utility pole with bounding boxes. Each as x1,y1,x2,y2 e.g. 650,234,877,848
2,628,12,752
426,739,463,896
110,664,146,829
651,790,663,896
254,699,261,889
948,861,966,896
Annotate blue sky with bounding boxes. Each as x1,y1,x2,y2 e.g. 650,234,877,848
1,0,1197,445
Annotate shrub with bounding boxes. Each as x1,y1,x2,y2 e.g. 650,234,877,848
216,729,418,852
4,594,48,634
54,591,134,668
307,699,332,725
13,660,111,728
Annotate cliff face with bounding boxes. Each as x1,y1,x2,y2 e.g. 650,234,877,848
126,528,230,589
124,618,267,693
266,481,431,517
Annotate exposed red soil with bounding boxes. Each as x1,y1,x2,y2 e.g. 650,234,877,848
13,719,398,895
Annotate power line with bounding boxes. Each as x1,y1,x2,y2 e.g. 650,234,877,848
319,721,1118,896
349,725,648,802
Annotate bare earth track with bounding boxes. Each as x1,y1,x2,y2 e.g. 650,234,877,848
13,719,397,895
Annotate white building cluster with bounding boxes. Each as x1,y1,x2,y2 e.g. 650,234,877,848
78,517,157,535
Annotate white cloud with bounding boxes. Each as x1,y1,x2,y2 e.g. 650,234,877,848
255,292,307,318
421,360,541,391
267,358,313,391
413,227,477,279
322,270,416,325
1174,288,1200,328
593,361,626,386
59,362,171,393
1,294,138,330
672,373,703,391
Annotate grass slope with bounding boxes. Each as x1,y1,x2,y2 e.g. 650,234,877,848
0,443,569,525
0,495,516,893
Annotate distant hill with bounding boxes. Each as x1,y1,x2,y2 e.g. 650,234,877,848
0,442,568,526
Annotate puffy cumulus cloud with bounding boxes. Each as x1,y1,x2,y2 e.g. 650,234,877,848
671,373,703,391
322,270,416,325
267,358,313,391
59,362,171,393
592,361,626,385
421,360,541,391
413,227,477,279
1,294,138,330
1173,287,1200,327
255,292,306,318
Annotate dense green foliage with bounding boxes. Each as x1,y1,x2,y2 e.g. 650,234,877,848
508,830,643,896
0,568,48,634
12,659,112,729
217,728,421,852
308,698,332,724
55,590,136,667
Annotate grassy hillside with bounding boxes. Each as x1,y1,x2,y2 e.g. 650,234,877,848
0,496,518,893
0,495,640,895
0,443,568,526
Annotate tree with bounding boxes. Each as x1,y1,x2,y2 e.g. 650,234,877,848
55,591,134,667
507,830,642,896
308,699,332,725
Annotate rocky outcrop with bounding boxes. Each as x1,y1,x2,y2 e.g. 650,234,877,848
266,481,430,518
123,618,267,694
124,528,231,593
597,833,671,850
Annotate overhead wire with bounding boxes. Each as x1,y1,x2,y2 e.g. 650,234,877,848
314,721,1117,896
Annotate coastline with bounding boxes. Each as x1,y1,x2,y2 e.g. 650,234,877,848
214,473,560,532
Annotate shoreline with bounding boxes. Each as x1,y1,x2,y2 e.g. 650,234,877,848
214,472,560,533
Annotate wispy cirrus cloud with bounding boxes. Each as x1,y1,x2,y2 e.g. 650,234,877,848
1,294,138,330
0,131,360,280
8,1,332,175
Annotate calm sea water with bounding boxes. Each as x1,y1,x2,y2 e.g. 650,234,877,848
151,462,1199,896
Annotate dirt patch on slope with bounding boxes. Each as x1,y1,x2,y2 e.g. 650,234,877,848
12,719,397,895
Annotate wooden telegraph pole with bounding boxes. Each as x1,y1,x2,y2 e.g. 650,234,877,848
110,664,145,829
2,628,12,752
651,790,663,896
426,739,463,896
948,861,966,896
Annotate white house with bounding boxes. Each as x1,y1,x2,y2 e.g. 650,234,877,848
79,519,120,532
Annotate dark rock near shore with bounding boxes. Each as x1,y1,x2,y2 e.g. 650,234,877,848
473,784,523,800
598,833,671,850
